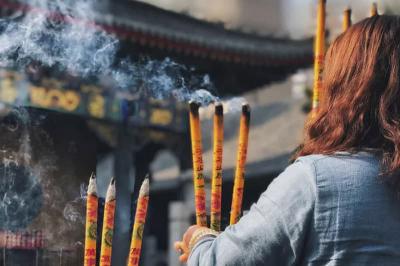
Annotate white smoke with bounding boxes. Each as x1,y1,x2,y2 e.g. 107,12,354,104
0,0,219,105
199,96,247,120
0,0,115,75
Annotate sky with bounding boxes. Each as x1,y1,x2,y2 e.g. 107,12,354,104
137,0,399,39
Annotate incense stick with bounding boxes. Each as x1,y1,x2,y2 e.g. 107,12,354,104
230,103,251,225
128,177,150,266
189,101,207,227
99,178,116,266
343,7,352,32
370,2,378,17
211,103,224,231
84,173,98,266
312,0,326,111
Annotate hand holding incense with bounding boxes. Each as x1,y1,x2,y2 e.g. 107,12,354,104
312,0,326,110
211,103,224,231
230,103,251,225
189,101,207,227
99,178,116,266
84,173,98,266
343,7,352,32
128,178,150,266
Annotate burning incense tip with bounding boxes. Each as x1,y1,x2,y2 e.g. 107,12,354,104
87,173,97,196
139,178,150,197
241,103,251,116
106,178,116,202
344,7,351,16
215,102,223,116
189,101,200,115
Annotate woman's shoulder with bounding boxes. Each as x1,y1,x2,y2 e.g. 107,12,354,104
265,152,380,207
295,151,378,165
294,151,380,186
263,157,318,207
296,151,378,170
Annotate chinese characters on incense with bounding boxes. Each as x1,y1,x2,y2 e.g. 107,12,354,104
99,178,116,266
189,101,207,227
84,174,98,266
128,178,150,266
189,101,251,228
211,103,224,231
230,104,251,225
312,0,326,111
84,177,150,266
314,1,374,111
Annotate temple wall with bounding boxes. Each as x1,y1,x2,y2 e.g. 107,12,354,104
0,108,96,264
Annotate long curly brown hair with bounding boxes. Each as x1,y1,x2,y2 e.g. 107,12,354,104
295,15,400,183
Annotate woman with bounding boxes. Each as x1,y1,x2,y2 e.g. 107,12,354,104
175,15,400,265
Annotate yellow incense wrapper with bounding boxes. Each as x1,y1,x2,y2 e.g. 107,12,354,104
99,178,116,266
343,7,352,32
211,103,224,231
312,0,326,111
230,103,250,225
84,173,98,266
370,2,378,17
128,178,150,266
189,101,207,227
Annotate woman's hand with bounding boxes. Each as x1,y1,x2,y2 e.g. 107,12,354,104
174,225,204,263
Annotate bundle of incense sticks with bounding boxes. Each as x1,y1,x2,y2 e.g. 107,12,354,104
343,7,352,32
84,176,150,266
188,101,251,229
127,178,150,266
312,0,326,111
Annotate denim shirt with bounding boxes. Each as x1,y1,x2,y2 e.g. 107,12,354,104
188,153,400,266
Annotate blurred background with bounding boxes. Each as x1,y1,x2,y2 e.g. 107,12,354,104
0,0,397,265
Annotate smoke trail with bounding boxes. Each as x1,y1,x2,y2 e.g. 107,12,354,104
0,108,43,231
0,0,249,261
0,0,220,105
62,183,87,224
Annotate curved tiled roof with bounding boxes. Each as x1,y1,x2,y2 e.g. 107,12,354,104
99,1,313,66
0,0,313,66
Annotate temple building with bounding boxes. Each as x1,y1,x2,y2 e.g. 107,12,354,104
0,0,312,265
